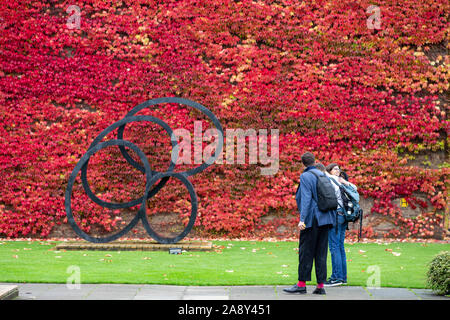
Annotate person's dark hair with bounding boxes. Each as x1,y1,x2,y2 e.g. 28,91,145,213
315,162,326,172
301,152,315,167
340,171,349,181
326,163,339,173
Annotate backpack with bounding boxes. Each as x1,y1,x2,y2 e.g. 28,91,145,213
308,170,338,213
329,177,364,241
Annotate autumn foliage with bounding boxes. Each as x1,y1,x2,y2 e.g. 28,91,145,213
0,0,448,240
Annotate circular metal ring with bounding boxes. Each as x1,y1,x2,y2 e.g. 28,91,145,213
140,171,198,244
65,139,152,243
80,115,179,209
118,97,224,177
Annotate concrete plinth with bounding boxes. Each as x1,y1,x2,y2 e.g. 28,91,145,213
55,240,213,251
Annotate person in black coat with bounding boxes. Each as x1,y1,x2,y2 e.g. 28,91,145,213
283,153,336,295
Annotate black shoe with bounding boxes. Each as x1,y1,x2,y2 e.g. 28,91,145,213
283,284,307,294
324,279,344,287
312,287,326,295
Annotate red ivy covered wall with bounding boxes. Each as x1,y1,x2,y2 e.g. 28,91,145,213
0,0,448,239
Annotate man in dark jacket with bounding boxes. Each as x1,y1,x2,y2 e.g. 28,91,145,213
283,152,336,295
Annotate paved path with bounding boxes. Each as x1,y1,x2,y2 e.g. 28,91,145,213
2,283,447,300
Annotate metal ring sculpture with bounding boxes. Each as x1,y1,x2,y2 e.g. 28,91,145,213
65,97,224,244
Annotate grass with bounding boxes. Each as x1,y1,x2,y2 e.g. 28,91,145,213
0,240,448,288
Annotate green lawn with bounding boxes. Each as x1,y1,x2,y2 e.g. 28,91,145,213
0,240,448,288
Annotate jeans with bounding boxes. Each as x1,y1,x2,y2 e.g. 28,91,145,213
328,214,347,282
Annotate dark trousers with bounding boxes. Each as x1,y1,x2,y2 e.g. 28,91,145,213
298,217,330,283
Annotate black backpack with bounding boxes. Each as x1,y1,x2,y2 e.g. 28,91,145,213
308,170,338,212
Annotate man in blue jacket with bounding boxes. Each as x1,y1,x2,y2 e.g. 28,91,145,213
283,152,335,295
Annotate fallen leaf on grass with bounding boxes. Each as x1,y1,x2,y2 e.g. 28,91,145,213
225,270,234,273
12,255,18,259
142,257,151,260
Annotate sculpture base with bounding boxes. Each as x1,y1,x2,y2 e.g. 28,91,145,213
55,240,213,251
